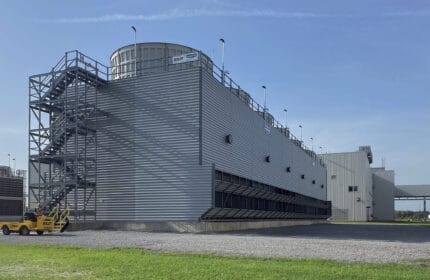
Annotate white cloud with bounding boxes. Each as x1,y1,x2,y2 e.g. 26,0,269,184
39,8,430,24
200,0,240,8
39,8,325,24
382,10,430,17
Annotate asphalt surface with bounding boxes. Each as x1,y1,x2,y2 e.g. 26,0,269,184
1,223,430,263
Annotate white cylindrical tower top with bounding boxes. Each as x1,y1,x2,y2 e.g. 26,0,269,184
110,42,213,79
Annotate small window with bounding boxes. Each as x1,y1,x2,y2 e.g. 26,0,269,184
265,156,271,163
301,174,305,179
312,180,316,184
321,184,324,189
331,175,336,179
348,186,353,192
353,186,358,192
286,167,291,173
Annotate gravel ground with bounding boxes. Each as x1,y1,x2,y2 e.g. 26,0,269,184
1,224,430,263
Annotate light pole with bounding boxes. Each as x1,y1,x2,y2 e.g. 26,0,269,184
7,153,10,171
310,137,314,151
220,38,225,84
262,85,267,113
299,125,303,142
283,108,288,128
131,26,137,77
12,158,15,176
319,146,323,154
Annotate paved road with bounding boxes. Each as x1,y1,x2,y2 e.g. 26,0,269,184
1,223,430,263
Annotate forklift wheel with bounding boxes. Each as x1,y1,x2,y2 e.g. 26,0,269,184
2,225,10,235
19,226,30,236
36,231,44,236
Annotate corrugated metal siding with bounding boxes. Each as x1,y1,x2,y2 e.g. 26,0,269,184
321,152,373,221
96,68,212,221
28,162,50,209
372,169,394,221
201,70,327,201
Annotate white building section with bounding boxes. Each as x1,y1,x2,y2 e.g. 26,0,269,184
321,146,396,221
321,147,373,221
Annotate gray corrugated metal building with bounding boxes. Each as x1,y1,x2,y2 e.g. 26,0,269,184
29,42,331,223
321,147,373,221
321,147,395,221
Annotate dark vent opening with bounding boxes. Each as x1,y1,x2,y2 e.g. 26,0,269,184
225,134,233,144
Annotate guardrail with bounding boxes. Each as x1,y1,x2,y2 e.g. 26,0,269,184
52,51,325,167
204,60,323,165
64,50,110,81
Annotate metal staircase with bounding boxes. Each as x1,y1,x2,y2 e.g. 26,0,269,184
29,51,109,221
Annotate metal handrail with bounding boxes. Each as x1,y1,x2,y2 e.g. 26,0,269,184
64,50,110,80
37,50,325,167
103,53,325,167
201,56,325,167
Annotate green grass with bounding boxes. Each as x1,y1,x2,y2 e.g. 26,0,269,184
0,244,429,279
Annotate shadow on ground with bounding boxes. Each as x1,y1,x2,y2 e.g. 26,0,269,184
224,223,430,243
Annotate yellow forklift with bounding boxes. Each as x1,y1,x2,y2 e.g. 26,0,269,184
0,206,70,236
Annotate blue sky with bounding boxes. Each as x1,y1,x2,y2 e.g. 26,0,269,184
1,1,429,195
